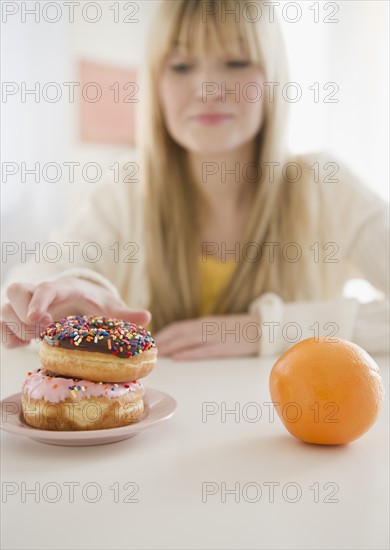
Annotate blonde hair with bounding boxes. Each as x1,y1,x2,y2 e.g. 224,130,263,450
140,0,321,331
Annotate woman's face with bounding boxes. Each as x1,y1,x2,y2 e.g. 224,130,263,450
159,39,265,155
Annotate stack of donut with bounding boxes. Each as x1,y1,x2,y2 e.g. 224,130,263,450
21,315,158,431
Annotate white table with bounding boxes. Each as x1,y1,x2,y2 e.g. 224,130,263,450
1,346,389,550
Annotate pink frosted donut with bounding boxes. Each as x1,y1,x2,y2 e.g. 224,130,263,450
22,368,145,431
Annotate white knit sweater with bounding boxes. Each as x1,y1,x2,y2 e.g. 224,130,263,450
2,152,389,357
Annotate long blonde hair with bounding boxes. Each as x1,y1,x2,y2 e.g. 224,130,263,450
140,0,322,331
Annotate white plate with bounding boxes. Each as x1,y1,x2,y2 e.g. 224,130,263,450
0,389,177,446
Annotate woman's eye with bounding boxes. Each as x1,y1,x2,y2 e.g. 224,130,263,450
227,60,250,68
170,63,192,73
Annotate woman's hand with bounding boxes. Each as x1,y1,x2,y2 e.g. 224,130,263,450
154,313,261,360
0,278,151,348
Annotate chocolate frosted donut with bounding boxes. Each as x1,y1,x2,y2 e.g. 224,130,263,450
39,315,157,383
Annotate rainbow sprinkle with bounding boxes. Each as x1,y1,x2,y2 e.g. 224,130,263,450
40,315,156,359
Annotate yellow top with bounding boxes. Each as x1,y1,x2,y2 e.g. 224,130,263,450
146,255,237,333
198,255,237,316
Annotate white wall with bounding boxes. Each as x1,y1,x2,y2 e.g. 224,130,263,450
66,0,159,169
1,1,159,278
1,11,72,244
280,0,389,200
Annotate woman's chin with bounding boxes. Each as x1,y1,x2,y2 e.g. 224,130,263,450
184,139,241,157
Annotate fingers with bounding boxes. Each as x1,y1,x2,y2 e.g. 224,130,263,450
154,319,198,345
155,322,203,356
2,277,153,350
1,283,52,348
0,321,30,349
171,343,226,361
42,281,152,328
108,307,152,328
27,283,57,322
0,303,43,348
5,282,35,323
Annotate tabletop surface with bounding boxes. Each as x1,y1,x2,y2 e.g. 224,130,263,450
1,345,389,550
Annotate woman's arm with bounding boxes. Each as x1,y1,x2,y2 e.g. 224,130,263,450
2,173,128,295
1,166,149,347
248,154,389,357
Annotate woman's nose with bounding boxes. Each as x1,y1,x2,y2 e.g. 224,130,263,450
194,66,225,103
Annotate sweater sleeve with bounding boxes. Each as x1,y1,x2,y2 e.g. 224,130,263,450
338,159,389,355
1,169,137,304
248,292,362,357
248,154,389,357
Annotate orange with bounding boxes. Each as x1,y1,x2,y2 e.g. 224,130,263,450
269,337,385,445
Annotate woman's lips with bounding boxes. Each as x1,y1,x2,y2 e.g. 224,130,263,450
190,113,234,125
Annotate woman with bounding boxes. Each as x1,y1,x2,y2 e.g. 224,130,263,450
1,0,388,359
